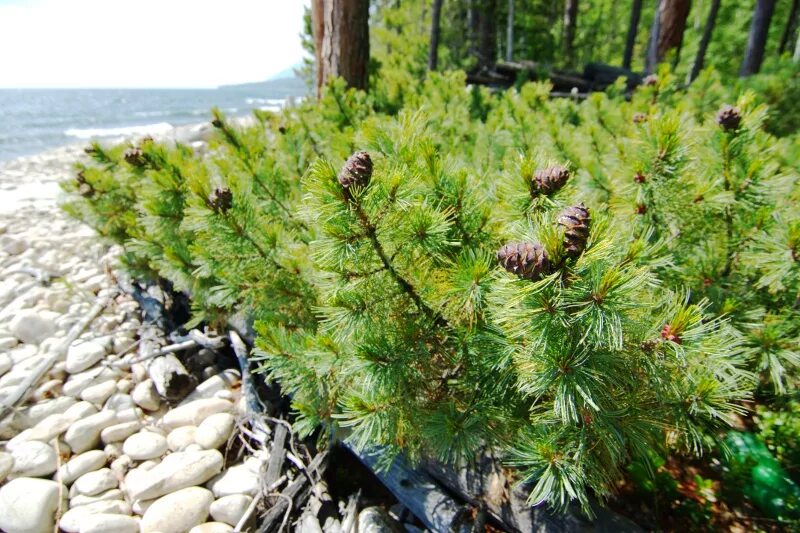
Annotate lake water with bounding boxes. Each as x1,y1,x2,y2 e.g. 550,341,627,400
0,78,308,161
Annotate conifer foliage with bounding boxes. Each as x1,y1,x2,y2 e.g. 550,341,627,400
62,69,798,515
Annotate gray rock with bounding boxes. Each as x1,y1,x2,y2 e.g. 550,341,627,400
140,486,214,533
0,478,66,533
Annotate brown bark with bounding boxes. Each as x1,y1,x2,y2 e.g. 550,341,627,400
312,0,370,98
563,0,579,67
645,0,691,73
429,0,445,70
741,0,776,76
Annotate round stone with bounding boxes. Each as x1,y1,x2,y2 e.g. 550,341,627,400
122,431,168,461
140,487,214,533
195,413,235,450
210,494,252,526
10,440,57,477
0,478,65,533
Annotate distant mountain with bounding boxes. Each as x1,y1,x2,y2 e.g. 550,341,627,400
219,75,308,98
268,64,303,80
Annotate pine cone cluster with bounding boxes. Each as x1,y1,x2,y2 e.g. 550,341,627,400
716,105,742,131
124,147,146,167
209,187,233,213
338,151,373,190
75,171,95,198
634,173,646,183
557,204,591,257
531,166,570,197
632,112,648,124
497,242,551,281
643,74,658,87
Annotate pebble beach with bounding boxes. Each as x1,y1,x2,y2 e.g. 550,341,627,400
0,138,263,533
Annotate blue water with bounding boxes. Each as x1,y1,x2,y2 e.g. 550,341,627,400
0,79,308,162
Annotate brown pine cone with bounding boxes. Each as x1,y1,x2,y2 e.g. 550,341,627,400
643,74,658,87
123,147,146,167
209,187,233,213
632,112,648,124
716,105,742,131
531,166,570,197
557,204,591,257
497,242,551,281
634,173,646,183
338,151,373,190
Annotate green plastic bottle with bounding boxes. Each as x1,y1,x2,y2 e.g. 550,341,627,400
724,431,800,520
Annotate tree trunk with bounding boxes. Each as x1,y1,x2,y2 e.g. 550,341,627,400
688,0,721,82
477,0,497,70
646,0,691,72
506,0,514,61
563,0,579,67
623,0,643,69
645,0,662,73
312,0,370,98
429,0,445,70
740,0,776,76
779,0,799,55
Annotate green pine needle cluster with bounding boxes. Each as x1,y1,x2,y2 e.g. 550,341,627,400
61,65,799,515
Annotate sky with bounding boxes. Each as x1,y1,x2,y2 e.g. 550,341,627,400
0,0,309,88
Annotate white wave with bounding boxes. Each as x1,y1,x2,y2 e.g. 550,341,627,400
245,97,286,106
64,122,174,139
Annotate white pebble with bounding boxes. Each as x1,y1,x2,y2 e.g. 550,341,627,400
65,341,106,374
210,494,252,526
140,486,214,533
101,421,142,444
10,440,57,477
125,449,223,501
9,309,56,344
167,425,197,452
195,413,235,450
122,431,168,460
65,410,117,453
72,468,117,496
0,478,65,533
161,398,232,429
81,380,117,406
131,379,161,411
57,450,108,484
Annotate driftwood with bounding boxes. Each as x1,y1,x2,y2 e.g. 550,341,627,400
0,292,114,421
467,60,643,94
257,451,328,533
345,444,471,532
424,452,643,533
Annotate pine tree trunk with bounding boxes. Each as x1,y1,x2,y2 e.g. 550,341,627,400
688,0,721,82
623,0,643,69
312,0,370,98
645,0,662,73
740,0,776,76
779,0,799,55
429,0,445,70
477,0,497,70
506,0,514,61
646,0,691,72
563,0,579,67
